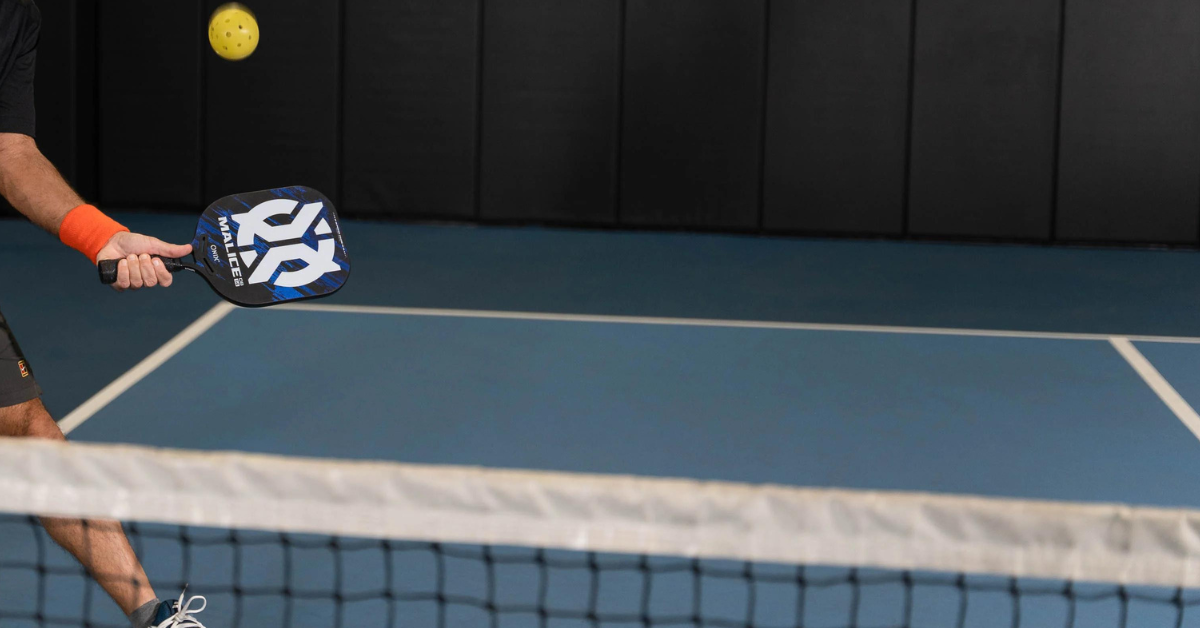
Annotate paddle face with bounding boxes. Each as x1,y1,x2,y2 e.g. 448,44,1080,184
189,186,350,306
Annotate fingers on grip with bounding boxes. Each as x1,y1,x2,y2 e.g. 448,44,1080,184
139,254,158,287
99,255,185,288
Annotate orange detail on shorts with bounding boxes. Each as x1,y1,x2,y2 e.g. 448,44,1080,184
58,204,128,264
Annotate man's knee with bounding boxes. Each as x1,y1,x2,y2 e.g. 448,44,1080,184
0,398,63,440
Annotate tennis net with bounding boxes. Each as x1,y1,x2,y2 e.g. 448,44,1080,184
2,438,1200,628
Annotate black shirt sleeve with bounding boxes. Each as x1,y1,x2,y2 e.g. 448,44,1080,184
0,0,40,138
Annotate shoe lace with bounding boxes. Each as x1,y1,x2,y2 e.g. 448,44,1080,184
156,589,208,628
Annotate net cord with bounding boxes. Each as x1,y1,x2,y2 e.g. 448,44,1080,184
2,438,1199,588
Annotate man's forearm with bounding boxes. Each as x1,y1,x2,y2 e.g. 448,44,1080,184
0,132,84,234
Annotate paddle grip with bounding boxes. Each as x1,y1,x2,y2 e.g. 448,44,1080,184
98,257,186,285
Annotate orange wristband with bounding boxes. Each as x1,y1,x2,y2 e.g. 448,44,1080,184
58,205,128,264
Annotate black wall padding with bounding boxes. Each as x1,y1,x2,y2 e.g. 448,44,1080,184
68,1,96,201
479,0,621,224
343,0,479,218
763,0,911,235
620,0,766,228
1056,0,1200,243
204,0,338,202
907,0,1061,239
31,0,76,185
23,0,1200,246
98,1,201,207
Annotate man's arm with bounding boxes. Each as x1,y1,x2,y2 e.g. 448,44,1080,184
0,132,191,290
0,132,78,232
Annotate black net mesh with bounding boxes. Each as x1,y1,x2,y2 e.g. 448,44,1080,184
3,514,1200,628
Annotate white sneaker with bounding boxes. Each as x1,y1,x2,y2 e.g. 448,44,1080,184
150,589,208,628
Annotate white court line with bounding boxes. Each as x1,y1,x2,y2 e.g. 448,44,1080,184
277,302,1200,345
70,303,1200,439
59,302,237,435
1110,337,1200,442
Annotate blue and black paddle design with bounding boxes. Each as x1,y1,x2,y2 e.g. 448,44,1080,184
98,186,350,307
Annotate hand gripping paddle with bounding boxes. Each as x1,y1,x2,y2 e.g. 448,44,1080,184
98,186,350,307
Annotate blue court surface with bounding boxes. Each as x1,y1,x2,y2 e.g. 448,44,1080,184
61,308,1200,508
3,214,1200,627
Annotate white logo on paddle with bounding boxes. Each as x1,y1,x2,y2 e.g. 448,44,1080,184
225,199,341,288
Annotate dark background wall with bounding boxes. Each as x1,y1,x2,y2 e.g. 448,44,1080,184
27,0,1200,245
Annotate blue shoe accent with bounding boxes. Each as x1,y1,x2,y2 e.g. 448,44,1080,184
151,599,178,624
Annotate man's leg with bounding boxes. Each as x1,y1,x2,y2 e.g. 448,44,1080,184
0,398,157,615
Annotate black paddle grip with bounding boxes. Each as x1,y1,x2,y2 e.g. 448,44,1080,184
98,257,186,284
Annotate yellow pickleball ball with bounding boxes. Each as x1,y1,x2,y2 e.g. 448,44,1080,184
208,3,259,61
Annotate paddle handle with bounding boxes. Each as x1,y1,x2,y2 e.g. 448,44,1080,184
98,257,188,285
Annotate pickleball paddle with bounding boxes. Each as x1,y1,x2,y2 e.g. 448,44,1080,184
98,186,350,307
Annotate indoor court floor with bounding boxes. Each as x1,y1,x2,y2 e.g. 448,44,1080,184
3,213,1200,627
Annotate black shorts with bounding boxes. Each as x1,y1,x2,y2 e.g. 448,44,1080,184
0,309,40,407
